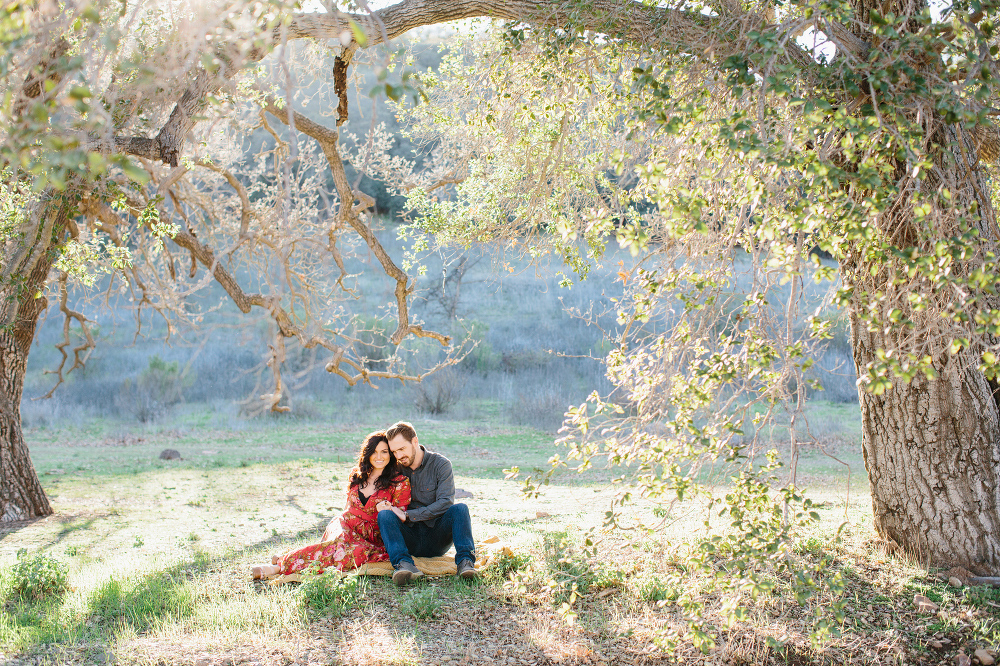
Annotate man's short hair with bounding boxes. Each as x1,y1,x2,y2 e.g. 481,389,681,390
386,421,417,443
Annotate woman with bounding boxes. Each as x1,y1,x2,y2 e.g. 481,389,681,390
251,431,410,578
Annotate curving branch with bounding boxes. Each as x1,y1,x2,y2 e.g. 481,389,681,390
289,0,720,52
163,193,448,392
262,333,292,413
262,99,452,349
36,272,96,400
109,0,815,167
88,194,358,389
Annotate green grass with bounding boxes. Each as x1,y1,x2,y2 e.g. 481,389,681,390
23,404,561,483
5,402,998,666
399,587,444,620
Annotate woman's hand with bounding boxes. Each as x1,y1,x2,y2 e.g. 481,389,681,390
376,500,406,521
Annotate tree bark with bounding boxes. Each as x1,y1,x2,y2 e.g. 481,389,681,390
0,205,66,523
851,328,1000,574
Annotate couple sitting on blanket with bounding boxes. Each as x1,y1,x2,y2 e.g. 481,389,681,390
251,421,477,585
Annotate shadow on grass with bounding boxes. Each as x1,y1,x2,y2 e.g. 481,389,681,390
279,493,330,524
11,529,981,666
54,514,106,542
88,567,197,633
0,517,48,544
1,530,299,661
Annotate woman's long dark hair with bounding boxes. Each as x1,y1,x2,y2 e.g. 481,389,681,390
348,431,400,492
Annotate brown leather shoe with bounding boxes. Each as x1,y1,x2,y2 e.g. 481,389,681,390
456,559,478,580
392,561,424,586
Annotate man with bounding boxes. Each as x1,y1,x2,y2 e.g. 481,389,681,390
375,421,477,585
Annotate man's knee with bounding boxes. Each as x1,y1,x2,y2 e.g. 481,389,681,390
447,503,470,518
377,509,401,528
444,503,472,532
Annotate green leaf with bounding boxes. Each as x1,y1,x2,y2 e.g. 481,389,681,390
121,161,149,184
87,152,106,175
349,19,368,47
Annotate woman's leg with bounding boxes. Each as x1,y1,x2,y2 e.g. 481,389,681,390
275,541,337,575
251,564,280,579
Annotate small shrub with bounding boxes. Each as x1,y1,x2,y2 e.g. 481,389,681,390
400,587,442,620
299,569,363,616
629,572,679,603
535,532,625,601
503,532,624,623
9,551,69,602
793,535,827,556
412,368,465,415
484,551,532,583
966,584,1000,604
115,355,192,423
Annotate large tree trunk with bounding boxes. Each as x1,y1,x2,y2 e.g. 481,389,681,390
851,325,1000,574
848,124,1000,574
0,205,66,523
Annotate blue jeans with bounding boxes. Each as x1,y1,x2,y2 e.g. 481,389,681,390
377,503,475,567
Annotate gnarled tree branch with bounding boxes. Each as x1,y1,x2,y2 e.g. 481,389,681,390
36,272,96,400
110,0,815,168
262,99,452,349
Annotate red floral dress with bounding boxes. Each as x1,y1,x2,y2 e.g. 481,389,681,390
276,475,410,575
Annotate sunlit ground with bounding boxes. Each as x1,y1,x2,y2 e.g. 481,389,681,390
3,408,997,666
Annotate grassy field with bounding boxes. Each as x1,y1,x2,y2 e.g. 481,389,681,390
2,403,998,666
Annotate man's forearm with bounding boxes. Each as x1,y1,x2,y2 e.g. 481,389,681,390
406,496,454,522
